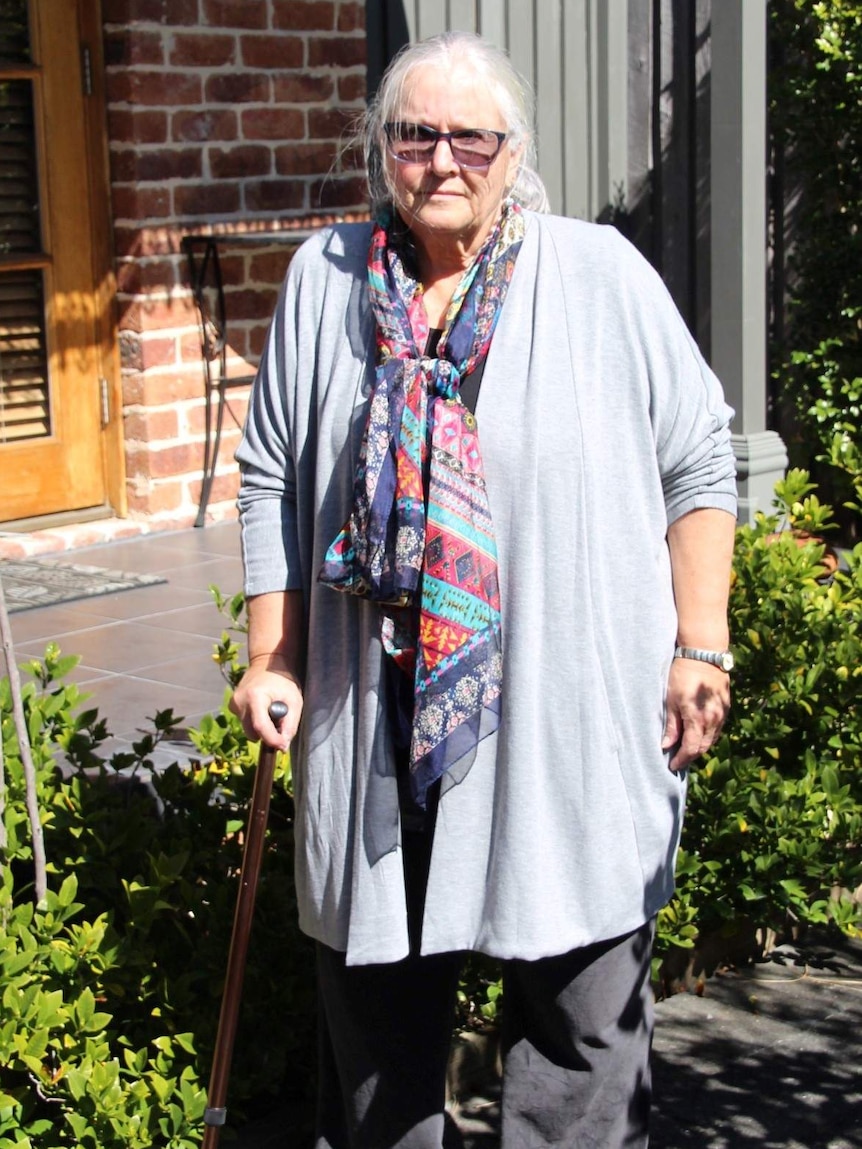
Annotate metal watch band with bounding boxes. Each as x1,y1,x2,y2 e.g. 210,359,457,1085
673,646,734,672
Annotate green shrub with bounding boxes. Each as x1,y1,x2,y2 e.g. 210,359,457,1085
0,625,315,1147
656,470,862,978
769,1,862,535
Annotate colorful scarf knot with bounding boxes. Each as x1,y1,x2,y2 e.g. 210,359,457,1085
319,202,525,807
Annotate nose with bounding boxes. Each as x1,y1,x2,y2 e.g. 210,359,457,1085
429,136,459,174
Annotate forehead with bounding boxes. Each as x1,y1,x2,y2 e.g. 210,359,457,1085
396,65,507,130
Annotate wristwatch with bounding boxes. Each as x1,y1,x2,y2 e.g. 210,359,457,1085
673,646,734,673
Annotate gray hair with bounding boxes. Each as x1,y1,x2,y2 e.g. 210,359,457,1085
361,32,550,216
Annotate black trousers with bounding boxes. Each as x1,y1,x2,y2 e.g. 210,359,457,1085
313,808,655,1149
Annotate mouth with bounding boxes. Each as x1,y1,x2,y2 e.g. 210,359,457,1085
420,189,463,199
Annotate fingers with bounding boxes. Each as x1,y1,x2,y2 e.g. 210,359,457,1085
230,667,303,750
664,660,730,773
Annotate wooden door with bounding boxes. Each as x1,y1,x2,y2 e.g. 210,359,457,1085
0,0,120,524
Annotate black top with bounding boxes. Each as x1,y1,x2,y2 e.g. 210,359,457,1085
426,328,484,413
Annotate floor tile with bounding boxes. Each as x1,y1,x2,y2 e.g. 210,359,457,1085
158,556,243,593
3,521,242,761
131,649,230,695
7,602,118,645
59,582,213,620
72,672,220,743
130,600,235,640
15,621,215,677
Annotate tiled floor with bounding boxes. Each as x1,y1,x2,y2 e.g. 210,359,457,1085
7,521,244,769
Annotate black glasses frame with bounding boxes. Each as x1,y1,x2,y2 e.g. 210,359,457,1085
383,123,508,169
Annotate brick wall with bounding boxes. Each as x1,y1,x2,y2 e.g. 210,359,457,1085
102,0,368,526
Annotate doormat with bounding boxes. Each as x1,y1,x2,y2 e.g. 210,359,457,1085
0,559,167,613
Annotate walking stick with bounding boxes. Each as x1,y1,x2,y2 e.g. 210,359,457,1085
202,700,289,1148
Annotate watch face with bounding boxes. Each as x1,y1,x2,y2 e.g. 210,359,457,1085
719,651,734,672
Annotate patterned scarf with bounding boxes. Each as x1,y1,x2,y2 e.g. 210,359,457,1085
319,202,524,807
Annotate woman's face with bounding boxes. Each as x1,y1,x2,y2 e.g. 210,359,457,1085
385,66,522,262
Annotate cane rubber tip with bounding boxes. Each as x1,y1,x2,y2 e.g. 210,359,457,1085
269,700,289,726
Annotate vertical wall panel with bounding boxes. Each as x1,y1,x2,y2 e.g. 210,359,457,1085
535,1,565,212
448,0,478,32
505,0,536,99
562,0,591,217
477,0,507,45
417,0,447,37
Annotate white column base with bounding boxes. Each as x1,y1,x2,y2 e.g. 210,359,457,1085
732,430,789,524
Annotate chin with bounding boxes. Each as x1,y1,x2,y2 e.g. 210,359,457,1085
412,206,472,233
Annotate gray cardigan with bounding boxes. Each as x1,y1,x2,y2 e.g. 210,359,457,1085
237,212,737,965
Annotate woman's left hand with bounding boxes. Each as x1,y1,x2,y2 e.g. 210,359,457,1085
661,658,730,772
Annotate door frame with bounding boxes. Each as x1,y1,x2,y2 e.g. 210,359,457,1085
1,0,125,526
78,0,126,519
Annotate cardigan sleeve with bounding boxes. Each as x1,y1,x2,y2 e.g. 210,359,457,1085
236,256,303,597
612,229,738,525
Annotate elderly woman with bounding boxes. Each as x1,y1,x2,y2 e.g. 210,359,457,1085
231,30,736,1149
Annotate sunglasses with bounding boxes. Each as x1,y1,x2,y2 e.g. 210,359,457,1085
383,123,508,169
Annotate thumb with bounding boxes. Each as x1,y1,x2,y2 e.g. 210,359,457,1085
662,705,682,751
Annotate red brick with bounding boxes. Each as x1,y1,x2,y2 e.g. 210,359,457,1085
248,322,271,359
113,227,139,259
109,108,169,145
241,107,304,141
103,0,198,25
272,74,334,104
204,421,244,454
202,0,268,29
311,174,367,211
273,0,335,31
122,370,201,406
182,331,206,361
209,144,272,179
174,181,242,217
275,141,337,176
109,149,137,183
117,257,182,295
112,184,172,222
214,253,246,286
125,479,187,516
248,250,294,283
224,286,280,320
187,391,250,434
116,261,145,295
131,148,204,182
125,436,199,481
337,2,365,32
119,330,143,371
104,29,165,67
151,442,202,478
225,326,250,358
141,335,182,370
240,33,304,69
114,225,181,259
205,73,271,104
338,72,366,102
173,109,238,142
308,36,366,69
190,469,241,510
339,142,364,173
120,297,198,336
244,179,306,213
308,106,353,140
108,69,203,107
169,32,238,68
124,407,180,440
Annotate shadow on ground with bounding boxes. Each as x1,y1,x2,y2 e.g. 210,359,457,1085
650,934,862,1149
